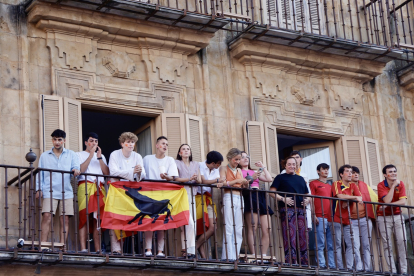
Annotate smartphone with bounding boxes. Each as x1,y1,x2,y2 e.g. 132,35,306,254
95,147,99,152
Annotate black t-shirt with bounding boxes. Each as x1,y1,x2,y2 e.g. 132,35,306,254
271,173,309,209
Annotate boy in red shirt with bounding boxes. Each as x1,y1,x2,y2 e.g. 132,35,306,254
331,164,364,270
377,164,407,274
351,166,377,271
310,163,334,269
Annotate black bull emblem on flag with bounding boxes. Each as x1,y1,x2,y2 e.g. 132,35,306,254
123,185,174,225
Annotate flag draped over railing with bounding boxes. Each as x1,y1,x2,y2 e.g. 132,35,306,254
77,180,106,230
101,181,189,232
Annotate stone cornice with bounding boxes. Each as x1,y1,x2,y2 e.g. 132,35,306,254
398,64,414,93
27,1,214,51
230,38,385,82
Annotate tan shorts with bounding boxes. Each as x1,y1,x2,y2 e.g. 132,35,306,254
42,198,74,216
207,204,214,218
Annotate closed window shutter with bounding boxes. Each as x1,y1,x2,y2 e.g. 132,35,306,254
308,0,321,33
161,113,186,158
63,98,82,152
185,115,205,163
243,121,267,170
264,123,280,176
342,136,368,182
364,137,382,187
264,0,278,25
39,95,64,152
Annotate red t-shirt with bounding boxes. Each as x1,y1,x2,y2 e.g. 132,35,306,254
331,180,361,225
310,180,332,220
377,180,407,216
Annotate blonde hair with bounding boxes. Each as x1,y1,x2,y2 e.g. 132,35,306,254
226,148,242,161
118,132,138,145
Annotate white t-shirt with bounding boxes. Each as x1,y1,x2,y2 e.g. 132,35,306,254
143,155,178,180
76,151,107,184
198,161,220,194
108,149,146,182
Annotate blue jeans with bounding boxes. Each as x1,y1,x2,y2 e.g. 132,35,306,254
314,218,335,268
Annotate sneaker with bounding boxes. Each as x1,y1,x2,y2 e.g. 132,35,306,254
79,249,88,253
145,251,153,257
156,252,165,257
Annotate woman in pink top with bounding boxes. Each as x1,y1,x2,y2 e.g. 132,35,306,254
239,151,273,258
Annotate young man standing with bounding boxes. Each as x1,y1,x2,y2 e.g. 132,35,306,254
309,163,335,269
143,136,178,257
108,132,146,254
377,165,407,274
36,129,80,249
77,132,110,253
351,166,377,271
195,151,224,258
331,164,363,270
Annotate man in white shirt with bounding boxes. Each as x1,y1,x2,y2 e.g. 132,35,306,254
281,150,312,230
195,151,224,258
143,136,178,257
77,132,109,253
108,132,146,254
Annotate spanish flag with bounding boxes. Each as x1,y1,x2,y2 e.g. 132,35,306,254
195,193,216,235
101,181,190,232
77,181,106,230
357,180,378,219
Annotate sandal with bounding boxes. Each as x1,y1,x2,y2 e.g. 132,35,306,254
112,250,122,255
181,250,195,259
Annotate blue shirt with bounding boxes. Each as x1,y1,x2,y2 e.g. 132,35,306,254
36,148,80,199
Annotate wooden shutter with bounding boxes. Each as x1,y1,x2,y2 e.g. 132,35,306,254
63,98,82,152
280,0,293,29
39,95,63,152
263,0,278,25
264,123,280,176
364,137,382,187
161,113,186,158
342,136,368,182
185,115,205,163
243,121,267,170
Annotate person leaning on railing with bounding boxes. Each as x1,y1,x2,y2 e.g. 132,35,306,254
331,164,364,270
219,148,248,261
195,151,224,259
76,132,110,254
350,166,377,271
269,155,310,265
377,164,408,274
142,136,178,258
108,132,146,254
239,151,273,259
35,129,80,250
309,163,335,269
174,144,201,258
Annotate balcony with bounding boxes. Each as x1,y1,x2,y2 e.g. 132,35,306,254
1,161,414,275
30,0,414,63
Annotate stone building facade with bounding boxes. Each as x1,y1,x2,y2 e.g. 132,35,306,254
1,0,414,271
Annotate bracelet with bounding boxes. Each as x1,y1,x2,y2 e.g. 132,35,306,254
97,157,102,160
226,181,230,187
216,178,219,183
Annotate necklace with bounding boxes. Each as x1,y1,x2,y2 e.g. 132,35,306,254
227,164,237,171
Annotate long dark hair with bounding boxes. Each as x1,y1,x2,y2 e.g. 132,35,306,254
176,144,193,161
237,151,252,170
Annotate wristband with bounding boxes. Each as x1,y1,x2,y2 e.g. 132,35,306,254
226,181,230,187
97,157,103,160
216,178,219,183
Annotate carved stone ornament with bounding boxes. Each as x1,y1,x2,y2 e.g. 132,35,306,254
247,71,282,98
290,82,320,106
102,51,136,78
331,86,363,111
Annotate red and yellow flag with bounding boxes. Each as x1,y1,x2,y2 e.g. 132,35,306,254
101,181,189,232
77,181,106,230
195,192,216,236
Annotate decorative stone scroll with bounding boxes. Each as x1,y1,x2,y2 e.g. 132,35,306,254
102,51,136,78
